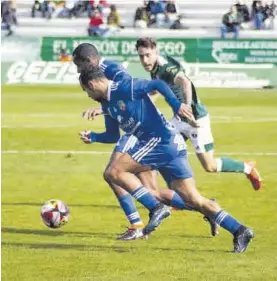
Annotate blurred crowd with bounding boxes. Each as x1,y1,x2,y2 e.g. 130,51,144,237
134,0,180,29
1,0,17,36
1,0,276,38
221,1,276,39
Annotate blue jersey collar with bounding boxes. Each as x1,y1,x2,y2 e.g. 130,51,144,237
107,80,112,101
99,57,105,67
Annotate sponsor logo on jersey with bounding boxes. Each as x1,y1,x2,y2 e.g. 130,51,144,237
166,66,178,74
120,117,135,129
118,100,126,111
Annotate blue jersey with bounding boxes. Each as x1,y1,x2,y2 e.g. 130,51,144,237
88,60,192,184
101,77,180,140
99,58,130,81
91,58,180,142
89,58,127,144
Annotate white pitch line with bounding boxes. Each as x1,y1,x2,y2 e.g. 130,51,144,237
2,125,83,128
212,118,277,123
2,117,277,128
1,150,277,156
1,114,273,120
1,113,79,117
1,150,111,155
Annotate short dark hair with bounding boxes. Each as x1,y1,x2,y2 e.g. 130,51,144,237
72,43,99,61
135,37,157,50
110,4,116,11
79,64,105,87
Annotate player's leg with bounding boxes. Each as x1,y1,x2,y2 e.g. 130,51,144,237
172,115,262,190
104,151,145,236
103,135,145,240
138,168,219,236
171,178,254,253
105,149,171,234
194,115,262,190
163,153,254,253
138,170,194,210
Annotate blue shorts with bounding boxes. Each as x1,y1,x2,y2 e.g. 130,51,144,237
127,133,193,184
158,150,193,186
114,134,138,153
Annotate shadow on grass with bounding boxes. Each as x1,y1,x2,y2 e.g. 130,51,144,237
1,241,129,253
2,227,114,239
2,202,120,209
153,246,230,254
170,234,212,239
1,241,230,254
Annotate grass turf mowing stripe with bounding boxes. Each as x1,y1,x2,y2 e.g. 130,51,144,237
2,150,277,156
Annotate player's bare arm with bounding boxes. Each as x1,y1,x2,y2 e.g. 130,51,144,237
79,130,93,144
174,71,193,107
173,71,199,127
82,107,103,120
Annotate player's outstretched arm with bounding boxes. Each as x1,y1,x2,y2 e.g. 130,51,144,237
130,79,181,114
79,114,120,144
133,79,198,127
82,107,103,120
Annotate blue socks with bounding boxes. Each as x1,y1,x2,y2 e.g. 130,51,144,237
118,194,142,225
171,192,195,211
215,210,241,234
131,186,159,210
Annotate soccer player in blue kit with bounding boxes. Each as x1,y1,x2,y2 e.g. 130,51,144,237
73,43,218,241
78,63,254,253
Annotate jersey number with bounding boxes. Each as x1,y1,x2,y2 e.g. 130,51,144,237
174,135,186,151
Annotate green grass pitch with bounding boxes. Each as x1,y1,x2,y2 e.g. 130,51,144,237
2,85,277,281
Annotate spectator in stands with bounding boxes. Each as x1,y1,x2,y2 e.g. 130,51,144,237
165,0,178,14
170,14,184,29
88,0,109,17
104,4,123,36
72,1,90,18
87,9,107,36
1,0,17,36
146,0,165,27
252,1,264,29
65,0,79,18
59,48,72,62
164,0,179,28
235,1,250,23
31,0,42,17
51,1,68,18
31,0,53,19
107,4,121,27
134,1,148,28
220,5,242,39
263,1,276,29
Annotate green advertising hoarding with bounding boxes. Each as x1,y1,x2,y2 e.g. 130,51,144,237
41,37,277,64
41,37,197,62
198,39,277,63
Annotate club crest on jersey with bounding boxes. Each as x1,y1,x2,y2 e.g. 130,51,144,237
166,66,178,74
118,100,126,111
117,115,123,123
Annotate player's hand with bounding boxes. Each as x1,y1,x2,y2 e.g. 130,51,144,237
79,130,92,144
82,107,103,120
178,103,199,128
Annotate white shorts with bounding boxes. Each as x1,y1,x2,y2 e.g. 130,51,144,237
170,115,214,154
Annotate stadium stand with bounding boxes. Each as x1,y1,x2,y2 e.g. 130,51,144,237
3,0,277,38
